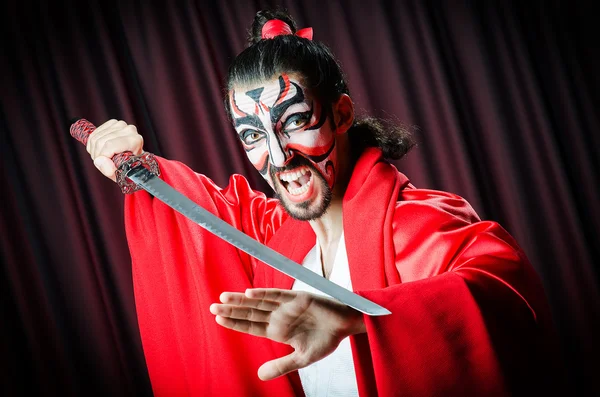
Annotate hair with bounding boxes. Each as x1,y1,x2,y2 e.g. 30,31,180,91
225,9,416,161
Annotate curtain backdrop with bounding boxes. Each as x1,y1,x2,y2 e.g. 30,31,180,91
1,0,598,395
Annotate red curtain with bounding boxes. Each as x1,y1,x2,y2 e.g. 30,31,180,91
1,0,598,395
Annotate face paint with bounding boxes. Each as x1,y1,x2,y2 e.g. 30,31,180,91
230,73,338,220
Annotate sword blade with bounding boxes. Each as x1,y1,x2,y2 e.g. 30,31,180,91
127,167,391,316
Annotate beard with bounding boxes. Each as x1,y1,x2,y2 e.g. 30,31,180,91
270,156,333,221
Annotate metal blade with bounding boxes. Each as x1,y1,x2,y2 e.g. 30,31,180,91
127,167,391,316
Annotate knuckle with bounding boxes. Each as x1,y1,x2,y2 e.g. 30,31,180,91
237,321,250,333
96,136,108,148
100,119,117,128
248,321,258,335
257,299,268,309
99,138,115,153
124,124,137,134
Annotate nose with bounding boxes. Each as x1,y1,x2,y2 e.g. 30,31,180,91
267,133,292,167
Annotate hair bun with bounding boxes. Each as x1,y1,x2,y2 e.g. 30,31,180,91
248,9,297,45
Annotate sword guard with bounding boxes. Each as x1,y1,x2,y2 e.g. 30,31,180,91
115,152,161,194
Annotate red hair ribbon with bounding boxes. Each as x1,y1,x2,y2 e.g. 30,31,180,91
261,19,313,40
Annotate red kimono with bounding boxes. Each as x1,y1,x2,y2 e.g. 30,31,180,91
125,148,562,396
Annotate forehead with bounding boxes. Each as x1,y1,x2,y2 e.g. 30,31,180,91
230,74,313,108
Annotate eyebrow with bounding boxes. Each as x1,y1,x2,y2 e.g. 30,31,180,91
234,114,264,130
232,75,308,130
270,80,305,124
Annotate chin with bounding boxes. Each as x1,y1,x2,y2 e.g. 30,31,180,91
274,171,333,221
266,155,335,221
280,195,331,221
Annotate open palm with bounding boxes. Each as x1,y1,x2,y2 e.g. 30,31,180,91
210,288,365,380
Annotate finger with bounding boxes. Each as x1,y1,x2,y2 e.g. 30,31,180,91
219,292,280,311
95,133,144,160
89,122,125,158
94,118,121,134
90,127,129,159
89,121,135,159
210,303,271,322
258,352,309,381
244,288,297,303
91,124,139,159
214,316,268,337
86,119,123,155
93,156,117,181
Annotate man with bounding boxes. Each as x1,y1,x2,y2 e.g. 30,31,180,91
87,10,562,397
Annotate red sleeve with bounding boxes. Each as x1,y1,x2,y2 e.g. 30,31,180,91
353,189,564,396
126,157,286,277
123,157,295,397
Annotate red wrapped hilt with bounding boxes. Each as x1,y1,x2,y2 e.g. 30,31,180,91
69,118,160,194
70,118,134,168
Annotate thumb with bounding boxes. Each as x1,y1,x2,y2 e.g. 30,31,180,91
93,156,117,182
257,351,308,381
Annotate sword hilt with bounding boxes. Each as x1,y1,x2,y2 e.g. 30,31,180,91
69,118,160,194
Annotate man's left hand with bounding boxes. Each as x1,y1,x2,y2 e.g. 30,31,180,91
209,288,366,380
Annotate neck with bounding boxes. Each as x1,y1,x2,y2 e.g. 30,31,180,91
309,133,354,247
309,197,343,246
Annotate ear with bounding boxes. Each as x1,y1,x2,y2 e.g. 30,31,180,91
332,94,354,135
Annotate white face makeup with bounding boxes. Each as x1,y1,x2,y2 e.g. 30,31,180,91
229,73,338,220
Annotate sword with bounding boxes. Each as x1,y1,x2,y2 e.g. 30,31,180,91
70,118,391,316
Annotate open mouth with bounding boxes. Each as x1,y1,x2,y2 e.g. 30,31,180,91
278,166,313,197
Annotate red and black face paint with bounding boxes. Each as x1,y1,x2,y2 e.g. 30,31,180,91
230,74,336,191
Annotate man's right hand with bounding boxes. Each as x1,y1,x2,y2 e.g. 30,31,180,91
86,119,144,181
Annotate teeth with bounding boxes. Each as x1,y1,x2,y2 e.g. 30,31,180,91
279,167,309,182
286,180,311,196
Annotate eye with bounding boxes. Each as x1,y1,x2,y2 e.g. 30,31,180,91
283,113,310,132
240,130,264,145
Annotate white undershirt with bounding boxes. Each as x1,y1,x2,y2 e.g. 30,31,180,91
291,232,359,397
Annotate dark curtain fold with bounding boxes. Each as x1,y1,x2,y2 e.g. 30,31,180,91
1,0,598,395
